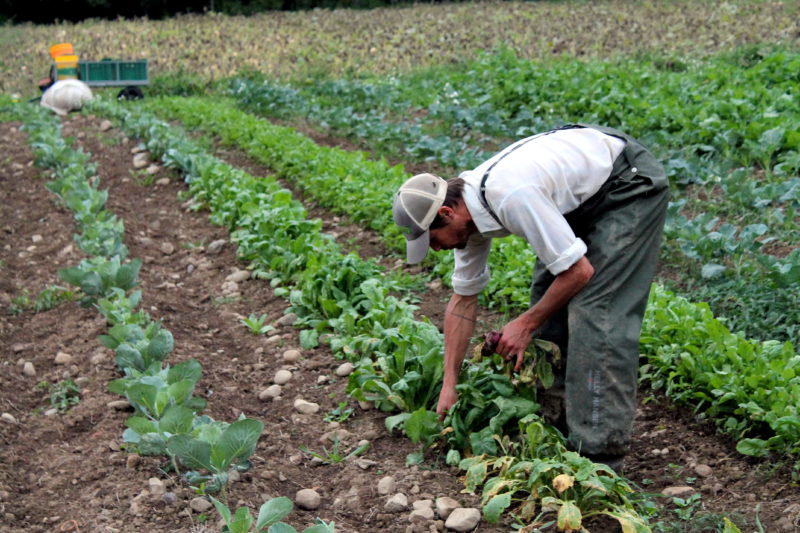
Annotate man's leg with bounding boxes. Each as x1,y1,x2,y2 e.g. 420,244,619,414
564,184,669,459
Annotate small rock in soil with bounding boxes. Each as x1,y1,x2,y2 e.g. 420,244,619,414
127,455,140,469
282,349,301,363
335,362,354,377
145,164,160,175
295,488,321,510
1,413,17,424
162,492,177,506
378,476,396,495
266,334,282,345
44,408,58,416
55,351,73,365
22,362,36,376
160,242,175,255
190,497,213,513
294,399,320,415
148,478,166,496
435,497,460,519
99,120,113,131
276,313,298,327
31,234,42,243
258,385,282,400
445,508,481,532
694,464,713,477
107,400,131,410
274,370,292,385
355,458,378,470
156,177,170,186
132,153,149,169
413,499,434,510
207,239,226,254
409,506,435,523
661,486,694,498
385,493,409,512
225,269,250,283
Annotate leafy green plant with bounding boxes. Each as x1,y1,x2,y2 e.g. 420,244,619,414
322,402,353,424
34,285,76,312
7,290,30,315
240,313,275,335
49,379,81,412
299,437,369,465
59,256,142,306
209,495,335,533
167,417,264,494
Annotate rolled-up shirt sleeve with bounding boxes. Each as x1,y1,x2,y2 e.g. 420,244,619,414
498,185,586,275
451,232,492,295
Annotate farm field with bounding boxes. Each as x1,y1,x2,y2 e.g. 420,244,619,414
2,1,800,532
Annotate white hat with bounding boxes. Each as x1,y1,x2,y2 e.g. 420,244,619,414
392,173,447,264
40,80,93,116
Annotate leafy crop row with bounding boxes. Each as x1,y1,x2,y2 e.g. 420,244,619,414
88,98,656,531
135,96,800,467
225,46,800,345
5,102,337,532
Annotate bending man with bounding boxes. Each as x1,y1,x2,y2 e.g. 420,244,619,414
392,124,669,469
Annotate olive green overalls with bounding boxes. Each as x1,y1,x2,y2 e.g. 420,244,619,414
528,124,670,459
479,123,669,459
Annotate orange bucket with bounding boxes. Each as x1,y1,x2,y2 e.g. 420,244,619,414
50,42,74,59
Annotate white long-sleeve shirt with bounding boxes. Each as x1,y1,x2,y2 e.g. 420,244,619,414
452,127,626,296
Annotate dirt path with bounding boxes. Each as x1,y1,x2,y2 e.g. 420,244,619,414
0,113,797,533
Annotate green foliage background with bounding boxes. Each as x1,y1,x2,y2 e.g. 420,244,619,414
2,0,799,96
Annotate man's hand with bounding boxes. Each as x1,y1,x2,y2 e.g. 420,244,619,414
436,385,459,421
496,315,537,371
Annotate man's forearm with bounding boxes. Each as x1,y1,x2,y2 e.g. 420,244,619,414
442,293,478,388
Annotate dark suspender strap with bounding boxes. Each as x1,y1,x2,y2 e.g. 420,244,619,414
479,124,585,226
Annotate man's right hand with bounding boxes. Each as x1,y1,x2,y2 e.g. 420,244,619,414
436,385,459,421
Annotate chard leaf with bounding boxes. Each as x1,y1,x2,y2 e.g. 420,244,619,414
385,412,410,434
167,434,213,471
465,460,488,493
557,501,582,530
299,329,319,349
403,408,439,445
736,438,768,457
255,496,294,530
483,492,511,523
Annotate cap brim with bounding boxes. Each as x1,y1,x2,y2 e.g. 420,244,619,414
406,231,430,264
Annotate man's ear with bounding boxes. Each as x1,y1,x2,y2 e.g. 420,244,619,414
437,205,454,221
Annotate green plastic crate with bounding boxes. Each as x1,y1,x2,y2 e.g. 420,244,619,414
77,59,148,86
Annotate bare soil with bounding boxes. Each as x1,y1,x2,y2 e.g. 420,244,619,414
0,114,798,533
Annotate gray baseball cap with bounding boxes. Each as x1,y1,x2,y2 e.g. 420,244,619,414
392,173,448,264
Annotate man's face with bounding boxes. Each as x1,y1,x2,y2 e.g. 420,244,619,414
429,217,471,252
